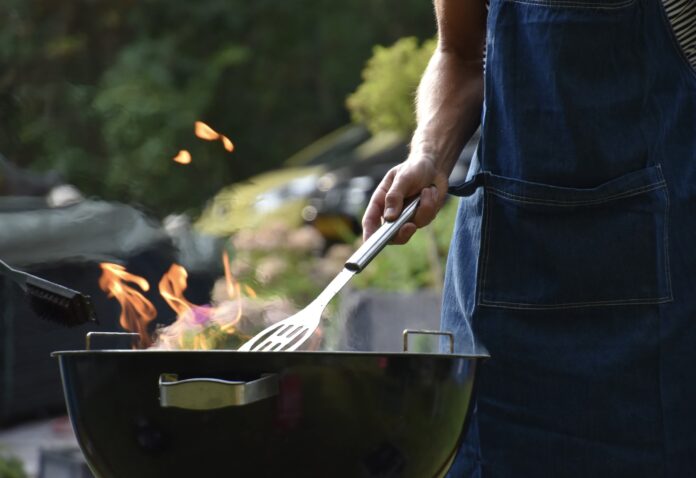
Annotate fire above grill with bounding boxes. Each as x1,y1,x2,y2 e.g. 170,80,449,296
53,331,487,478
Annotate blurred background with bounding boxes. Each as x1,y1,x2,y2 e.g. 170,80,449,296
0,1,477,476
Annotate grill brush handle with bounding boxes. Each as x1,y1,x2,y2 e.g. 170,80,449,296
345,197,421,272
159,373,279,410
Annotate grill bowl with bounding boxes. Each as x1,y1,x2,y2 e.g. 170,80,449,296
53,349,485,478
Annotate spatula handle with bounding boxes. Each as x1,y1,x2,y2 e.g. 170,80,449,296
345,197,421,272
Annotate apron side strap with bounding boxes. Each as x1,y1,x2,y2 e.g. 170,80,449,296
448,172,487,197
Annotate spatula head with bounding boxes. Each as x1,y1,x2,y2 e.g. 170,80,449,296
238,315,315,352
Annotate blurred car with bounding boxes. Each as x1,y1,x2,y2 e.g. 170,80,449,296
196,125,370,237
196,165,323,236
304,129,481,242
302,132,407,241
0,153,63,197
195,124,479,242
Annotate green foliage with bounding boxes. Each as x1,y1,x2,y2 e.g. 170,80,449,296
228,223,329,307
351,197,459,291
0,0,435,216
0,450,27,478
90,38,248,214
347,37,436,136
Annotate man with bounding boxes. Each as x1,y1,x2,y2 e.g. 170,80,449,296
363,0,696,476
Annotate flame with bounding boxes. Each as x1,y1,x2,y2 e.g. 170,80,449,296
225,253,256,300
173,150,192,164
222,250,238,299
220,250,245,333
99,254,299,351
307,327,323,351
221,135,235,153
244,284,257,299
99,263,156,348
140,257,254,350
157,264,213,349
172,121,234,166
194,121,234,153
194,121,220,141
158,264,197,318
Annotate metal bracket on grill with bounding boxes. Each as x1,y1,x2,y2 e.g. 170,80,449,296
85,331,140,350
402,329,454,354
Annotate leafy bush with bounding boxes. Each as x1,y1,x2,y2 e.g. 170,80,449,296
347,37,436,136
90,39,249,215
0,451,27,478
350,198,458,292
345,36,463,293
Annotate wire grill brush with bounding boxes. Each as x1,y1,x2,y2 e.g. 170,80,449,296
0,258,97,326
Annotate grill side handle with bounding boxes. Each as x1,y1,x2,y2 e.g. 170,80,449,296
403,329,455,353
159,373,279,410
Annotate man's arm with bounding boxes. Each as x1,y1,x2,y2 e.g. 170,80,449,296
362,0,486,243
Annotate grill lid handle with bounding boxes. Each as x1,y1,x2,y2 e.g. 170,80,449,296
159,373,279,410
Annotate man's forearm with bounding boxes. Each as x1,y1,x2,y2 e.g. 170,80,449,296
410,47,484,175
361,0,487,242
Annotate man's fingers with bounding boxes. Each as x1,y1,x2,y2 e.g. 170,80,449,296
390,222,418,245
383,170,416,221
362,169,395,240
362,196,383,240
383,190,405,222
411,186,439,228
391,185,443,244
363,163,446,244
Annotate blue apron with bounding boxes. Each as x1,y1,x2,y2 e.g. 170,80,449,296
441,0,696,475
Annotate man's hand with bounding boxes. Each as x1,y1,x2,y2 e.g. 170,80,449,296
362,155,449,244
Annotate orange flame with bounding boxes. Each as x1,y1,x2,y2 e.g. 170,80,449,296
158,264,197,317
194,121,220,141
173,150,192,164
221,135,235,153
153,264,214,350
194,121,235,153
244,284,257,299
99,255,273,351
99,263,156,348
220,250,245,333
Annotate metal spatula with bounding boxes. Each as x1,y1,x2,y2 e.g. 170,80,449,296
238,198,421,352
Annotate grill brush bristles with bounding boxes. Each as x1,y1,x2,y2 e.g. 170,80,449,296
0,259,97,326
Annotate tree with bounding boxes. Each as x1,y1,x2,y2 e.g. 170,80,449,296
0,0,436,215
346,37,436,136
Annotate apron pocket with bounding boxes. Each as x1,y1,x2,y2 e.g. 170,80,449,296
478,165,672,309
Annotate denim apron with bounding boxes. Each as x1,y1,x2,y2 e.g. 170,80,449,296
441,0,696,475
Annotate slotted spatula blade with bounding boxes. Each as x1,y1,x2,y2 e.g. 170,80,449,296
238,197,421,352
